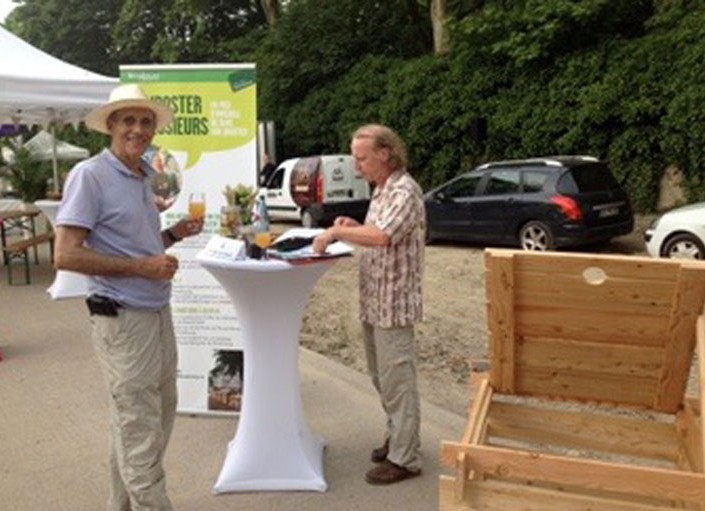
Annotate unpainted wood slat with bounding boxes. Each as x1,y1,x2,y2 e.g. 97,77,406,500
699,316,705,473
445,443,705,504
465,378,493,445
515,366,657,408
515,272,675,314
454,378,494,496
516,306,667,347
485,251,515,392
656,267,705,412
439,475,680,511
487,401,679,462
676,404,704,473
504,249,682,282
517,336,663,380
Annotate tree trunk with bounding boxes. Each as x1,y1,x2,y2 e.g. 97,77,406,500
430,0,449,55
260,0,279,26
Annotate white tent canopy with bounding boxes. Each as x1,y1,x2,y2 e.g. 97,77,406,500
0,26,117,192
24,130,90,161
0,25,117,127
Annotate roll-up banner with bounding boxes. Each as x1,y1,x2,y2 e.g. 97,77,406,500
121,64,257,415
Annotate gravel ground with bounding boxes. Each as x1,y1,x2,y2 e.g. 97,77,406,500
297,216,668,418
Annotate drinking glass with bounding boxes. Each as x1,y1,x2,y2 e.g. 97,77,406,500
188,192,206,220
253,231,272,259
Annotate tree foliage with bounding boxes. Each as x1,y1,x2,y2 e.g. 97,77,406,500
112,0,267,65
257,0,432,121
5,0,122,75
5,0,705,211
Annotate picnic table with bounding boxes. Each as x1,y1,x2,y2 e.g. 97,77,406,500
1,205,54,285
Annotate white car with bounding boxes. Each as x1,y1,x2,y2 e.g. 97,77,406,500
644,202,705,259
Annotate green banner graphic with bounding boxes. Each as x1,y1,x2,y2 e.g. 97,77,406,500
122,68,257,169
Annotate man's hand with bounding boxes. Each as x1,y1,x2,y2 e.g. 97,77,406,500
313,228,337,254
138,254,180,280
170,215,204,240
55,225,181,279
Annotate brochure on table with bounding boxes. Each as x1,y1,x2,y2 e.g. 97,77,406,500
199,228,353,265
122,63,256,415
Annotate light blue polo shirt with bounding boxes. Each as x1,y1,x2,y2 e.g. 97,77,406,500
56,148,170,310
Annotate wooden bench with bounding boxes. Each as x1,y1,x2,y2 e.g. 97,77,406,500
440,249,705,511
3,231,55,285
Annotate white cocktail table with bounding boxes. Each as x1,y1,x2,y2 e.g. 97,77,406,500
197,252,338,493
34,199,89,299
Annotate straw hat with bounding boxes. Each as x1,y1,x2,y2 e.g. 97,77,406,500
85,83,174,135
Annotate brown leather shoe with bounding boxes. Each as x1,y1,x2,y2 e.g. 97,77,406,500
365,460,421,485
370,439,389,463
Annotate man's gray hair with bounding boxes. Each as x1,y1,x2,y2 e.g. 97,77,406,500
352,124,408,171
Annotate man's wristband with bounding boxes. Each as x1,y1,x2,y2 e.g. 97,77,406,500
165,228,181,243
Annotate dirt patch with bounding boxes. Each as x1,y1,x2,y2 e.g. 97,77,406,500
298,215,662,417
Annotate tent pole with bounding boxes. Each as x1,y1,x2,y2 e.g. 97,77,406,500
50,124,59,194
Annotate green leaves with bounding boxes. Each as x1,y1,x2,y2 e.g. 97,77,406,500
0,142,52,203
6,0,705,213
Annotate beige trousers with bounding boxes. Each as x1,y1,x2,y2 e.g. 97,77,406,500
362,322,421,471
90,306,178,511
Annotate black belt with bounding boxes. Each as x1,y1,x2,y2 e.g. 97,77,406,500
86,295,123,317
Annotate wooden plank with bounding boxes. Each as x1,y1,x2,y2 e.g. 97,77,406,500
518,337,664,379
462,377,493,445
515,273,676,314
693,315,705,471
504,249,683,282
441,443,705,504
0,207,40,221
454,378,494,499
678,317,705,475
516,306,668,347
515,365,657,407
3,231,54,253
439,475,679,511
656,266,705,412
443,400,496,468
487,401,679,462
676,404,703,473
485,251,515,392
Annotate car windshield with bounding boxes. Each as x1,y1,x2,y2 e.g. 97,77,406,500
558,163,621,193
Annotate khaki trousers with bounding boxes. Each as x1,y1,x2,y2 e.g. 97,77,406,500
90,306,177,511
362,322,421,470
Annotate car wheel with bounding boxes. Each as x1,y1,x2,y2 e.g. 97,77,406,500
301,209,317,228
662,233,705,259
519,221,555,251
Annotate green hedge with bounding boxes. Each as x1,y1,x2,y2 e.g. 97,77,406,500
272,0,705,212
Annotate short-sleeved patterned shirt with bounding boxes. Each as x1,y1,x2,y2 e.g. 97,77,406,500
359,169,425,328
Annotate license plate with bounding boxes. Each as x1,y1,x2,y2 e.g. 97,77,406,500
599,207,619,218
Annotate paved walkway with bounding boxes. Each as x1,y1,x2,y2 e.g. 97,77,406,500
0,254,466,511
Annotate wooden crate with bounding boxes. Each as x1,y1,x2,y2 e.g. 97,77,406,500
440,249,705,510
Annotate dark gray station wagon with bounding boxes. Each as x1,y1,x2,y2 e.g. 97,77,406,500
424,156,634,250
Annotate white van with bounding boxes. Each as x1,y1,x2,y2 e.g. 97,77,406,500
260,154,370,227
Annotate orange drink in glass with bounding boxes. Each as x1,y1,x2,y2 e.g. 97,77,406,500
254,232,272,250
188,193,206,220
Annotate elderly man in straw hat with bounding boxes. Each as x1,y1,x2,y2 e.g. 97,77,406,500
54,83,203,510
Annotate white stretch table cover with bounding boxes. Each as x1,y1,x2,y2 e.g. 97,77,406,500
197,253,336,493
34,200,89,300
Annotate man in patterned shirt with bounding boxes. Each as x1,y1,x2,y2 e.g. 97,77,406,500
313,124,425,485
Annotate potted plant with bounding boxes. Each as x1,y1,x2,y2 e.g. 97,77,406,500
0,141,51,205
220,184,258,236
